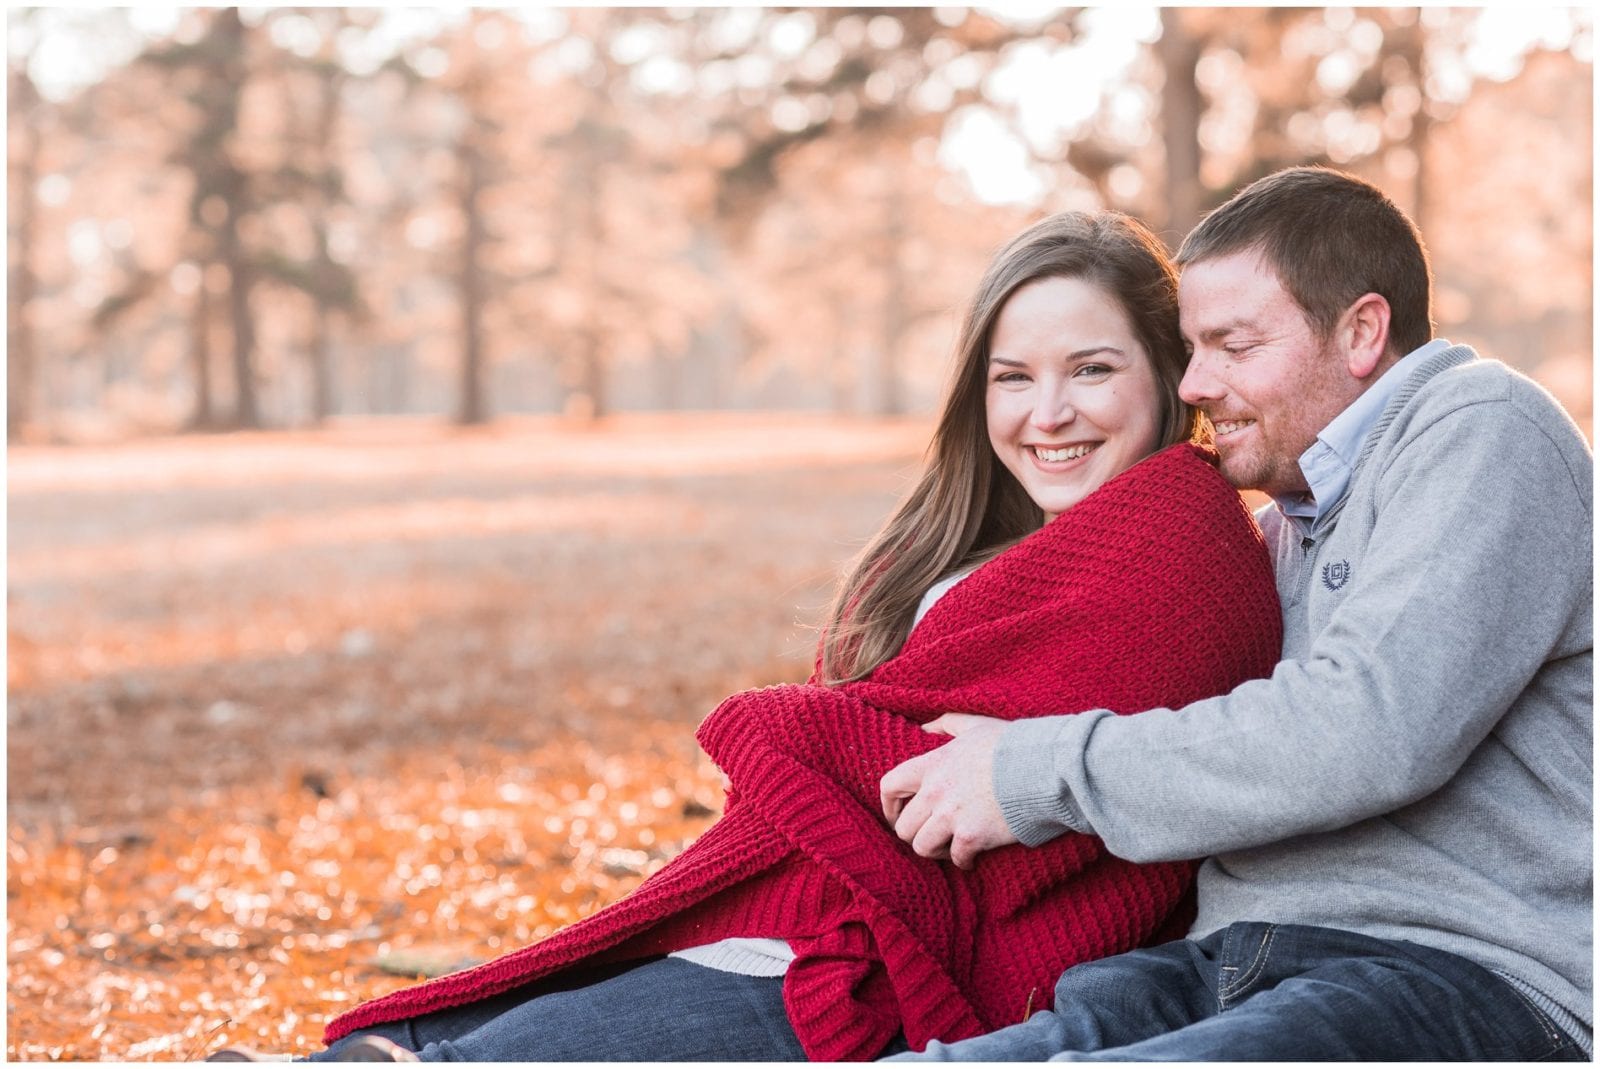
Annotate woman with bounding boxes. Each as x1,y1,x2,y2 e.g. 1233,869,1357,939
214,212,1282,1062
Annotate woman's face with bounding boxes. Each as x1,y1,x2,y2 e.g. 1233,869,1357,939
986,275,1164,520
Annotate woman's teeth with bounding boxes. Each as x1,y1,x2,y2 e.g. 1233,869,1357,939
1033,444,1096,462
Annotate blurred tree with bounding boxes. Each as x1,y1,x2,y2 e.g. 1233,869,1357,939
1425,45,1592,427
330,48,451,418
545,9,632,422
737,124,1022,415
370,10,519,426
976,9,1462,240
257,7,368,425
4,7,1588,434
457,67,491,427
79,7,368,429
365,9,715,424
7,45,44,440
12,10,179,435
155,8,263,428
686,8,1035,413
1157,9,1204,239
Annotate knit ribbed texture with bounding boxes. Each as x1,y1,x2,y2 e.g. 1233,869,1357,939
669,937,793,976
324,443,1282,1059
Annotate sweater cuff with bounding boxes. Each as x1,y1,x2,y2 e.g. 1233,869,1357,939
994,716,1093,847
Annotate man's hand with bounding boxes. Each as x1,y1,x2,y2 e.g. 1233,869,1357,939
879,713,1018,869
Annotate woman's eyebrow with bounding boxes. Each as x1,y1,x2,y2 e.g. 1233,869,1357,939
990,346,1124,366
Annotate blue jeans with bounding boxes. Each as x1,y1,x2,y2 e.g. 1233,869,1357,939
313,957,844,1061
891,923,1587,1061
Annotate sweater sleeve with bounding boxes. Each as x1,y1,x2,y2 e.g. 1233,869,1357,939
996,395,1593,861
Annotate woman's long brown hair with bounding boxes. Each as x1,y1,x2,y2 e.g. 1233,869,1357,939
818,211,1200,684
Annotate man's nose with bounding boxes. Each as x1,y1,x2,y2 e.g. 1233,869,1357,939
1179,350,1221,406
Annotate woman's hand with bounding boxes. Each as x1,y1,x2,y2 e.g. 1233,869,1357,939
879,713,1018,869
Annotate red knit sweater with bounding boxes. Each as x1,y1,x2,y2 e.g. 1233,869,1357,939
324,443,1282,1059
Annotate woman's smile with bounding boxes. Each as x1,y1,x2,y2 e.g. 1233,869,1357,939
1028,441,1101,467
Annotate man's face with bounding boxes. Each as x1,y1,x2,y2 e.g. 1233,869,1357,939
1178,250,1360,497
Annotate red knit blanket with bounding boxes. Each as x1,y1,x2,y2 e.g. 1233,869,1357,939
325,443,1282,1059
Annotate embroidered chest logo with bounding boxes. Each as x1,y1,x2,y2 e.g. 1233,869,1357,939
1321,560,1352,591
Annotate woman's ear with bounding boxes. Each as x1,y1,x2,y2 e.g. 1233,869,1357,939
1342,293,1391,381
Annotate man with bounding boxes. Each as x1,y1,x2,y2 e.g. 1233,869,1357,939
880,167,1592,1060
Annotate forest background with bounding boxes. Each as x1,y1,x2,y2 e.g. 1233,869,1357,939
6,6,1593,1061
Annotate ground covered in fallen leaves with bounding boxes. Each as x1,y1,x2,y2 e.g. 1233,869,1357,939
7,413,928,1061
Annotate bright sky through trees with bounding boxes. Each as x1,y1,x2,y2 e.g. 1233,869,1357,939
12,6,1590,207
7,5,1590,439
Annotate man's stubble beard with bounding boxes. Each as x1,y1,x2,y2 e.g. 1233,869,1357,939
1220,334,1359,496
1217,443,1295,496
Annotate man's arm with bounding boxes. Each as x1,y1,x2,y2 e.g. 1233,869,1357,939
888,395,1592,863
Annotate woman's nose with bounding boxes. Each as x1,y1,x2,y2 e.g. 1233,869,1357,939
1030,385,1075,430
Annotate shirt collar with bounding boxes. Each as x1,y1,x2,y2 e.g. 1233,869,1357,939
1273,338,1453,531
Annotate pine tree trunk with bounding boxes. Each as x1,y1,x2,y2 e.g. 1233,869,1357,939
875,162,907,417
189,279,217,429
219,194,259,429
456,121,488,426
211,8,260,429
7,67,41,441
1159,8,1205,244
308,59,343,425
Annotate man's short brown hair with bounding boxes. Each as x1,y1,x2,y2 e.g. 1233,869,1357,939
1176,167,1435,357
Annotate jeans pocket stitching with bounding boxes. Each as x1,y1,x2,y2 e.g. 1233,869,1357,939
1497,979,1567,1056
1218,924,1277,1004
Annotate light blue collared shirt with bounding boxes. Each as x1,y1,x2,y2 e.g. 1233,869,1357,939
1274,339,1452,534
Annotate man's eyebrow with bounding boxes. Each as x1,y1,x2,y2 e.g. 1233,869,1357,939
1188,324,1249,345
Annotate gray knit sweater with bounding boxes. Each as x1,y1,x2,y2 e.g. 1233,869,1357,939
994,345,1593,1043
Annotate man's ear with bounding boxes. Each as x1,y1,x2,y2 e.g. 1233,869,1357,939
1341,293,1391,380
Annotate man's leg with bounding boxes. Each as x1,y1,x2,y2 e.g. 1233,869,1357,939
892,936,1213,1061
326,957,809,1062
1049,924,1585,1061
895,923,1585,1062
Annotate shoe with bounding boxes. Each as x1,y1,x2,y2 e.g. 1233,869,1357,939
342,1036,420,1062
205,1049,291,1062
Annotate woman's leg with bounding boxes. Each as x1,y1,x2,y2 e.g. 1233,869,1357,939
319,958,808,1062
309,984,561,1061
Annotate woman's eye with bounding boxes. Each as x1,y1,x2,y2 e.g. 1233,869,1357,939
992,371,1028,384
1075,363,1111,377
